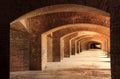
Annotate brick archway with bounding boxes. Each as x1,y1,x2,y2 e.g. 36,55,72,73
10,4,110,71
60,31,109,57
41,23,109,70
80,38,107,52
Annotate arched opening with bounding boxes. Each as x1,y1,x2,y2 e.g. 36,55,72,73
41,23,109,62
10,4,111,79
89,42,102,49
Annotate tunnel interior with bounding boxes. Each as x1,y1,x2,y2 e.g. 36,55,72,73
89,42,101,49
10,4,111,79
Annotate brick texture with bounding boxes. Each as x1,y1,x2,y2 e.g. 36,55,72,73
10,29,30,71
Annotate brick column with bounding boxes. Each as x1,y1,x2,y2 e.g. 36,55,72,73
70,40,76,55
30,35,41,70
63,39,71,57
62,33,78,57
52,37,61,62
76,41,80,53
47,34,53,62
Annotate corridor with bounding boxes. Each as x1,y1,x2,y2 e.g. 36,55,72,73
10,50,111,79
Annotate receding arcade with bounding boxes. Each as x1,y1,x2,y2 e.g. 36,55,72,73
10,4,110,71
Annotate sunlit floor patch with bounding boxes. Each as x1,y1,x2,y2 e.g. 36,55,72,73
46,49,110,70
10,49,111,79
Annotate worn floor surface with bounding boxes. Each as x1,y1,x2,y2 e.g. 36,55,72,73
10,49,111,79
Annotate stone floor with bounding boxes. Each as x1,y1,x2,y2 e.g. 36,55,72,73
10,49,111,79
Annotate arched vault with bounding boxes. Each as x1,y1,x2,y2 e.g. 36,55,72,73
10,4,110,71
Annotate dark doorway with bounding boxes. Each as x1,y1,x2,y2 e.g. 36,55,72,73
90,43,101,49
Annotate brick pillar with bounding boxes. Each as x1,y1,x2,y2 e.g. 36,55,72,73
63,39,71,57
52,37,61,62
79,42,82,52
10,30,30,71
76,41,80,53
30,35,41,70
63,33,78,57
47,34,53,62
75,40,77,53
70,40,76,55
110,0,120,79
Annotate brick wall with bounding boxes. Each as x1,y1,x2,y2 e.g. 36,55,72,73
10,29,30,71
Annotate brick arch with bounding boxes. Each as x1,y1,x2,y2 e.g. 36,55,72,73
81,40,103,50
5,1,120,79
26,11,109,35
72,34,109,55
69,34,107,55
41,24,109,67
86,40,110,55
10,4,110,71
42,23,109,36
79,37,107,52
79,38,109,56
11,4,109,24
61,31,109,56
80,40,107,55
60,31,96,58
87,41,103,50
60,31,109,57
10,4,110,35
47,32,78,62
60,32,78,58
70,35,97,55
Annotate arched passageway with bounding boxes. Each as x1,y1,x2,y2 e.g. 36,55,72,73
60,31,109,58
42,24,109,63
10,4,111,79
10,4,110,71
89,42,102,49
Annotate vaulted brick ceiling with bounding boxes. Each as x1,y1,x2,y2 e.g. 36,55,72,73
10,4,110,34
10,0,109,21
10,3,110,71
